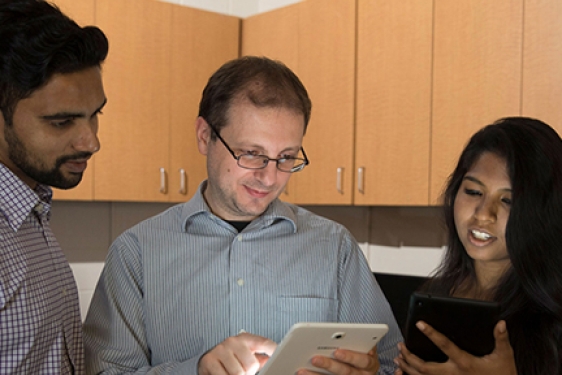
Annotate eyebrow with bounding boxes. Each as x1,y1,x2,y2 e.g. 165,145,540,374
235,142,301,154
463,175,512,192
40,97,107,120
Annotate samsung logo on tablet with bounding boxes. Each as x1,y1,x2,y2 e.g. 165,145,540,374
317,346,339,350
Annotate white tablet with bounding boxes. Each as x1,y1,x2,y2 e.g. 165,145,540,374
259,322,389,375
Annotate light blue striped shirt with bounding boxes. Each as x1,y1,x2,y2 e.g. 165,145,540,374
84,181,402,374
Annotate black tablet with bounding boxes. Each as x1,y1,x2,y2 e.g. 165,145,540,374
404,292,501,363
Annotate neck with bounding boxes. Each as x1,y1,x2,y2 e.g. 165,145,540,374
470,260,510,299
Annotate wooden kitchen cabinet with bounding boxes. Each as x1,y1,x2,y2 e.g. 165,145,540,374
522,1,562,135
241,3,300,204
242,0,356,205
92,0,238,202
94,0,171,202
294,0,356,205
50,0,97,201
430,0,523,204
168,6,240,202
355,0,432,206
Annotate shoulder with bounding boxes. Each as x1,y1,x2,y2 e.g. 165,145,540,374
111,203,186,248
284,202,353,235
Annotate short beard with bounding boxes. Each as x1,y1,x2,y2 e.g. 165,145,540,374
5,125,90,189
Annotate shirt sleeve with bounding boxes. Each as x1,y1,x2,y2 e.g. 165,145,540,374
83,233,201,375
336,231,403,375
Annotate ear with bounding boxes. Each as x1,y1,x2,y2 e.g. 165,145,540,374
195,116,212,156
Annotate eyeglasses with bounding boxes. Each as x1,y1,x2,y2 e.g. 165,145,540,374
207,122,309,173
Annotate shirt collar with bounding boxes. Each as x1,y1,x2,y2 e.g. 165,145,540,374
181,180,297,233
0,164,52,231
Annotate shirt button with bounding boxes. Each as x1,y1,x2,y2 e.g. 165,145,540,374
237,278,245,286
62,288,67,296
237,235,243,241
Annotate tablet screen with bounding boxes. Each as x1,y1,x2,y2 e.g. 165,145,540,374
404,293,500,362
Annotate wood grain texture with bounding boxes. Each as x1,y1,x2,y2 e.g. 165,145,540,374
522,0,562,136
94,0,172,201
431,0,523,204
293,0,356,205
241,4,300,204
355,0,432,206
169,7,240,202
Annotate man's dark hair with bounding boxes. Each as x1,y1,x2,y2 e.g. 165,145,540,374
198,56,311,137
0,0,109,125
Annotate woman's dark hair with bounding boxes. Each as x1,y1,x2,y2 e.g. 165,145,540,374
425,117,562,375
0,0,109,124
198,56,311,137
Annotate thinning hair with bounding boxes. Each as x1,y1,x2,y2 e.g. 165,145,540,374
198,56,311,137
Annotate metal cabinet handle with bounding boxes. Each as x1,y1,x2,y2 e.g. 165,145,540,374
159,168,167,194
336,167,344,194
357,167,365,194
179,169,187,195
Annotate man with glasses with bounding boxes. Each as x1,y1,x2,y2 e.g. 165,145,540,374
83,56,402,375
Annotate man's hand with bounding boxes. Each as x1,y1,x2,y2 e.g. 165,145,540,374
198,332,277,375
296,345,380,375
394,320,517,375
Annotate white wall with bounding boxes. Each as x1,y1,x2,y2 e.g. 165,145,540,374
159,0,301,18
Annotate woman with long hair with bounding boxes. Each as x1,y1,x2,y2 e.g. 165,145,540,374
395,117,562,375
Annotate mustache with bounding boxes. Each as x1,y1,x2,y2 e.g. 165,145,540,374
55,152,93,166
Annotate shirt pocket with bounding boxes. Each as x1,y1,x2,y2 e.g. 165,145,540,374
276,296,338,338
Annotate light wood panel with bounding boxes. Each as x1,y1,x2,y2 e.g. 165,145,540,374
50,0,97,201
94,0,172,201
169,7,240,202
241,4,300,204
50,0,95,25
293,0,356,205
522,0,562,136
355,0,432,206
431,0,523,204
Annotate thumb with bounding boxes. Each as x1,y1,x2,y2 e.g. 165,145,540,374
255,353,271,368
493,320,512,353
242,333,277,357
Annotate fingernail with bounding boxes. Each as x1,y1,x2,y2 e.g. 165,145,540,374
334,350,345,360
311,356,324,366
498,320,506,333
416,321,426,331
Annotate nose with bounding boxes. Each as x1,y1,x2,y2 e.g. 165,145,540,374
254,160,278,186
72,119,100,154
474,197,497,222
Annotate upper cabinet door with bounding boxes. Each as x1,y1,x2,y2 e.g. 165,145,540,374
294,0,356,205
95,0,172,202
241,4,300,204
522,1,562,136
50,0,95,24
50,0,97,201
168,7,240,202
355,0,432,206
431,0,523,204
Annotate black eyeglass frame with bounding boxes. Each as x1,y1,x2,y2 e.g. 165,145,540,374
207,121,309,173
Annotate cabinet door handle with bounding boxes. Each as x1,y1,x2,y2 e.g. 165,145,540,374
160,168,167,194
357,167,365,194
179,169,187,195
336,167,344,194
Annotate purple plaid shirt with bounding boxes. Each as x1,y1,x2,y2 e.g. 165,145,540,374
0,164,84,374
